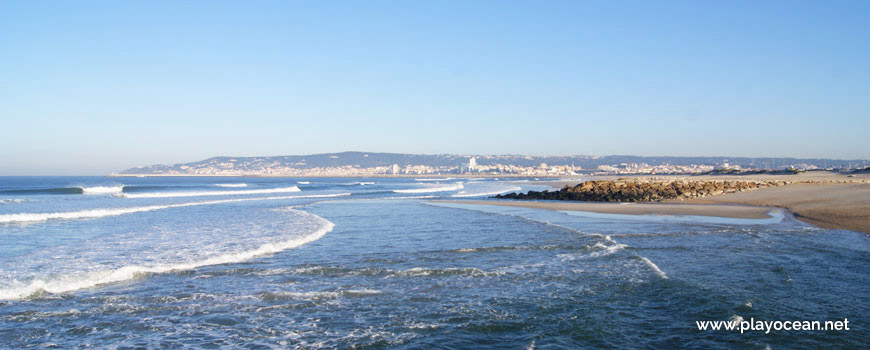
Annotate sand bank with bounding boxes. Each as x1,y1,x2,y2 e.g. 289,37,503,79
674,182,870,233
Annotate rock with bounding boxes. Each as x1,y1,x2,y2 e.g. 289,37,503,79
494,179,784,202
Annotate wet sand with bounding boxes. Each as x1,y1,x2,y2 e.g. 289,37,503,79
675,182,870,233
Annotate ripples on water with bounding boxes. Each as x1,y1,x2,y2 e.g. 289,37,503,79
0,176,867,348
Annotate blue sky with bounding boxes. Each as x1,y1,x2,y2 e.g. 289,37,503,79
1,1,868,174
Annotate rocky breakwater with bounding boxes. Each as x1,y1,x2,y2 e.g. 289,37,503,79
495,180,791,202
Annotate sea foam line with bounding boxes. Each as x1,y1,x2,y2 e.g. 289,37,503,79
415,178,455,181
0,198,31,204
80,186,125,194
0,208,334,300
119,186,301,198
393,183,463,194
0,193,350,224
450,186,522,197
214,183,248,188
637,256,669,279
337,181,376,186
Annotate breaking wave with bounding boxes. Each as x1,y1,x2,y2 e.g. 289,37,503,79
214,183,248,188
80,186,125,194
450,186,522,197
384,195,439,200
0,209,335,300
119,186,301,198
0,193,350,224
393,183,464,194
0,185,134,196
637,256,669,279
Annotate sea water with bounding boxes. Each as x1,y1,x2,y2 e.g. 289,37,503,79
0,176,867,348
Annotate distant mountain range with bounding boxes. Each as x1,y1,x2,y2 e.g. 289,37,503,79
119,151,864,175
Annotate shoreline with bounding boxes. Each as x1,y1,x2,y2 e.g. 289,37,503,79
672,182,870,233
433,200,775,219
439,172,870,233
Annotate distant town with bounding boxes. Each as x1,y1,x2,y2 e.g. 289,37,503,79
115,152,869,177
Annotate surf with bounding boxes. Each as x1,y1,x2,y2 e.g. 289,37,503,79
0,185,128,195
393,183,464,194
450,186,522,197
119,186,301,198
80,186,125,194
0,192,350,224
0,208,335,300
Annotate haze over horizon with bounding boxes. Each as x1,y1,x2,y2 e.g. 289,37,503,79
2,1,869,175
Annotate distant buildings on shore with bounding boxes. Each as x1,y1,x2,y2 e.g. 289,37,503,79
117,152,869,177
119,156,863,177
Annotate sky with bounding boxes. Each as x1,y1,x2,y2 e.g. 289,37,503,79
1,1,868,175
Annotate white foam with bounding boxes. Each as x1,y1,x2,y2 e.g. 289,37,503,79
0,193,350,224
393,183,464,194
263,291,340,300
0,204,183,223
450,186,522,197
288,193,350,199
0,209,335,300
588,243,627,258
405,322,446,330
637,256,669,279
339,181,376,186
214,183,247,188
557,242,626,261
119,186,301,198
386,195,439,200
80,186,124,194
391,266,499,277
414,178,455,181
0,199,29,204
297,181,310,184
341,289,383,296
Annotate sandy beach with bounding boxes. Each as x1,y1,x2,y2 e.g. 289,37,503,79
445,171,870,233
676,182,870,233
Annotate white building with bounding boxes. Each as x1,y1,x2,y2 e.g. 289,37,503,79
468,157,478,171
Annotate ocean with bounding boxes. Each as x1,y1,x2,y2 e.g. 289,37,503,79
0,176,866,348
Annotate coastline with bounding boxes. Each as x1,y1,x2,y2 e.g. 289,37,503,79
672,182,870,233
107,171,870,233
440,172,870,233
433,200,775,219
